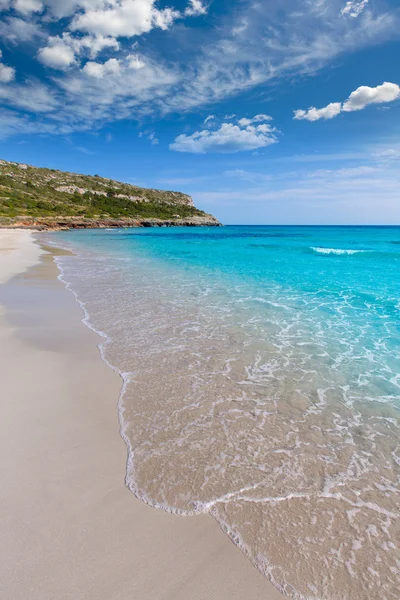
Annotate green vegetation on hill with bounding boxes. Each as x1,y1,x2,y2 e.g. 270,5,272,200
0,159,208,221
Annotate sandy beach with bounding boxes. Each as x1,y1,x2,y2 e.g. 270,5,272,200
0,229,284,600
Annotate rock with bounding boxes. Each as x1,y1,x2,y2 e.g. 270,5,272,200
0,215,222,231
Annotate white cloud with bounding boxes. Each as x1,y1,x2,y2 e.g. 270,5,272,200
0,64,15,83
127,54,145,69
238,114,273,126
185,0,207,17
139,129,159,144
0,108,61,139
37,32,120,70
252,114,273,122
166,0,397,115
374,148,400,163
0,80,58,112
13,0,43,14
0,0,399,138
71,0,180,38
232,17,248,36
294,102,342,121
52,53,178,129
0,51,177,136
0,16,44,43
294,82,400,121
341,0,368,18
148,132,159,145
40,0,106,19
170,116,277,154
0,51,16,83
37,41,76,70
79,35,120,59
204,114,215,124
82,58,121,78
342,82,400,111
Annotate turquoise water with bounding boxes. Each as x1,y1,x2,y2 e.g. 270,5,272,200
48,226,400,600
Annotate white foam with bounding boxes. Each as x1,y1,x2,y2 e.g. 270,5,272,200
311,247,365,255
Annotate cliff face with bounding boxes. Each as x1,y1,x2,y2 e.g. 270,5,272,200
0,159,221,228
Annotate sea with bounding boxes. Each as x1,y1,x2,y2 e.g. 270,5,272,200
44,225,400,600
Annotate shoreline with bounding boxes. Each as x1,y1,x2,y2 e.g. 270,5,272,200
0,229,284,600
0,215,222,230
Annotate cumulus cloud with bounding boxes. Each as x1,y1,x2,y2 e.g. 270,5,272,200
82,58,121,78
71,0,180,38
0,50,16,83
294,82,400,121
294,102,342,121
37,32,120,70
341,0,368,18
170,116,277,154
343,82,400,111
37,41,76,70
185,0,207,17
80,35,120,59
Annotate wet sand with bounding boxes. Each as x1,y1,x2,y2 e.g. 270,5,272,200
0,230,284,600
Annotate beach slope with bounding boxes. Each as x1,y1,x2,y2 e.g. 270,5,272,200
0,230,283,600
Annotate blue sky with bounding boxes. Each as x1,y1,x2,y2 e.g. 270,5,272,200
0,0,399,224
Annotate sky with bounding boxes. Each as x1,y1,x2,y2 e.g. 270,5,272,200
0,0,399,224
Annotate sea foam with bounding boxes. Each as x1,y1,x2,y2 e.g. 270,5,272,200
311,247,365,255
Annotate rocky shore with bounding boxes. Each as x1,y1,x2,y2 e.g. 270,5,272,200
0,215,221,230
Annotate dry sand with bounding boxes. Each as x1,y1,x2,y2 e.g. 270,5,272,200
0,228,43,284
0,229,284,600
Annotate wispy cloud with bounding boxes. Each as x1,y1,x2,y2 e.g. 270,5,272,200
75,145,95,155
139,129,159,145
193,157,400,223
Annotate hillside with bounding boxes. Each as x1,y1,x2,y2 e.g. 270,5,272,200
0,159,220,229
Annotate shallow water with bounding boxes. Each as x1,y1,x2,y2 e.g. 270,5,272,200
45,226,400,600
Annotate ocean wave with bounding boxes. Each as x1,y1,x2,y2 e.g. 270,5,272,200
311,247,365,255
